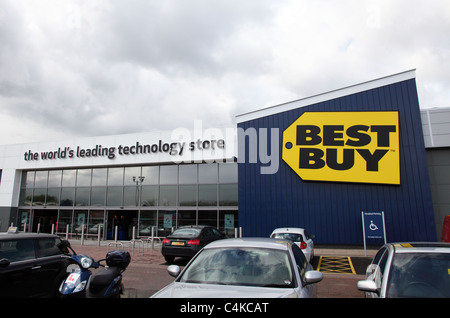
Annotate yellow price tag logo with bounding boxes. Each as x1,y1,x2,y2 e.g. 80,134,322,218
282,111,400,185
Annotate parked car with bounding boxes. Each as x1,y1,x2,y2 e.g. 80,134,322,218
357,242,450,298
270,228,314,262
161,225,226,263
0,232,72,297
152,238,323,298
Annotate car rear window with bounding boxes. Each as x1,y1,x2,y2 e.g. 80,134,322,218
0,239,36,262
271,233,303,242
171,228,201,237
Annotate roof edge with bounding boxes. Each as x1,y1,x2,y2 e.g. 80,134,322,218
236,69,416,124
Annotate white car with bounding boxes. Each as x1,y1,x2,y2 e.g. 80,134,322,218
270,228,314,263
151,238,323,298
357,242,450,298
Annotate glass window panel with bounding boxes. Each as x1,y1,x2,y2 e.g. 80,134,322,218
199,164,217,183
160,165,177,184
34,171,48,188
219,184,238,206
91,187,106,206
75,187,90,206
32,188,46,205
107,187,122,206
88,211,104,236
198,184,217,206
179,185,197,206
198,210,217,227
108,168,124,186
92,168,107,186
139,210,157,236
48,170,62,187
46,188,60,206
60,187,75,206
18,210,31,230
62,170,77,187
158,210,176,236
219,210,238,236
123,186,139,206
20,188,33,206
23,171,35,188
141,185,158,206
219,163,237,183
74,210,88,234
141,166,159,185
56,210,73,234
77,169,91,187
178,210,196,227
179,165,197,184
124,167,143,186
159,185,177,206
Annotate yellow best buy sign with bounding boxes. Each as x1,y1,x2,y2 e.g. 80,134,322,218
282,111,400,185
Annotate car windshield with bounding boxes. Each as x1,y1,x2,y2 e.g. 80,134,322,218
271,233,303,243
387,252,450,298
179,247,294,288
170,228,201,237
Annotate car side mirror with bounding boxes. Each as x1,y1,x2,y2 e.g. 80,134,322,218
61,239,71,248
357,280,379,294
167,264,181,278
304,270,323,285
0,258,10,268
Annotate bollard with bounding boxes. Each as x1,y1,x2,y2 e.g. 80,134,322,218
98,224,101,246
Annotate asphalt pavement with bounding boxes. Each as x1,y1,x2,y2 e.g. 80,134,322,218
68,239,376,298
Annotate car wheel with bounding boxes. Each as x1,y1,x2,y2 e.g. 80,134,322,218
164,255,175,264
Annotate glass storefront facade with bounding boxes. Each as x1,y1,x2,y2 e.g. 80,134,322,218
18,162,238,239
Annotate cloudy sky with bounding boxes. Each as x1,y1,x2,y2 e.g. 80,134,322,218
1,0,449,145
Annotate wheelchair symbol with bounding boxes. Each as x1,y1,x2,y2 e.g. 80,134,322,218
369,220,379,231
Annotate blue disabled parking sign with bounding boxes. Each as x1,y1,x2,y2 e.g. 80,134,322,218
362,211,386,255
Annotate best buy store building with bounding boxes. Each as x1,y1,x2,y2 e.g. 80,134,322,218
0,70,447,244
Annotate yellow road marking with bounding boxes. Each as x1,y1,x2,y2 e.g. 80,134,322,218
317,256,356,274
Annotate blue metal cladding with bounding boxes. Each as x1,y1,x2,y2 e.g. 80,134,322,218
237,78,437,244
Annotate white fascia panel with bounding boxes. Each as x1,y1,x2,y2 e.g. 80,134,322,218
236,69,416,124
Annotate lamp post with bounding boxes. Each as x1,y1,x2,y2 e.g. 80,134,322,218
133,176,145,240
133,176,145,206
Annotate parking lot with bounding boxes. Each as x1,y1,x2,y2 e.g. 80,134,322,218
69,241,375,298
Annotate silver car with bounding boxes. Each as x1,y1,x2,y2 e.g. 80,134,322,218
151,238,323,298
357,242,450,298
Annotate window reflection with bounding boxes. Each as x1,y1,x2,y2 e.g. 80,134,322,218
92,168,107,186
199,184,217,206
179,185,197,206
160,166,177,184
77,169,91,187
199,164,217,183
141,185,158,206
20,163,237,232
62,170,76,187
48,170,62,187
160,185,177,206
179,165,197,184
108,168,124,186
34,171,48,188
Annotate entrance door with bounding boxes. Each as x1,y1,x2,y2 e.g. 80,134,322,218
106,210,138,240
31,210,58,233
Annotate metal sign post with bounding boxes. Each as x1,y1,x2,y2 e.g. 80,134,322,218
362,211,386,256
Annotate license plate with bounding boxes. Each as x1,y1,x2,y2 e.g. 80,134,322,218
171,241,185,246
